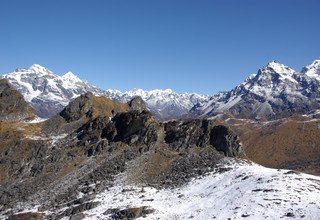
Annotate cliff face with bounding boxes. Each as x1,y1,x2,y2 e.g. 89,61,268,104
0,79,35,122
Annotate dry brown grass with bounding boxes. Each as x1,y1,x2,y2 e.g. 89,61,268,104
215,116,320,175
91,96,130,119
127,144,179,185
0,121,43,137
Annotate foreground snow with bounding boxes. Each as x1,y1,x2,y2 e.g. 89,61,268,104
83,162,320,219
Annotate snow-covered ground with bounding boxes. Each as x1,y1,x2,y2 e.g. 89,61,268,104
82,162,320,220
25,116,48,123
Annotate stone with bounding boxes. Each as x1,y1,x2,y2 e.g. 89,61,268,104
102,110,159,146
127,96,147,111
7,212,44,220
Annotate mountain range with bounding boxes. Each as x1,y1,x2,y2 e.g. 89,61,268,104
2,59,320,121
2,64,207,120
1,61,320,219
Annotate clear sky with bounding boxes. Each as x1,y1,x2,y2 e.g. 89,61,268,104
0,0,319,94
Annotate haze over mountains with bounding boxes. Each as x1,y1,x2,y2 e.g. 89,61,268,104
2,58,320,121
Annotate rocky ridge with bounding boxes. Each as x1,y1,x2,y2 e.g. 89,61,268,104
0,89,243,219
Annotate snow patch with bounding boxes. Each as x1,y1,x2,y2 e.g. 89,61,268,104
84,162,320,219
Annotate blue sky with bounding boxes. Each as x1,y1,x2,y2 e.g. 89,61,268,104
0,0,319,94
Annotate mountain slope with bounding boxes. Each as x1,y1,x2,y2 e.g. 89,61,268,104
192,59,320,119
213,114,320,175
85,161,320,220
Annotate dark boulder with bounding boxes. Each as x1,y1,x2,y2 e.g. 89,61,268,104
102,110,160,146
127,96,147,111
60,92,94,123
105,206,154,219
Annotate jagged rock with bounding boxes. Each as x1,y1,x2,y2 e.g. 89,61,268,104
103,110,160,146
156,146,224,188
43,92,129,135
59,92,129,123
78,116,110,143
164,120,242,156
0,79,35,121
210,125,241,157
127,96,147,111
60,92,95,123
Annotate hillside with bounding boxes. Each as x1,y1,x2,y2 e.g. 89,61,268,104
211,113,320,176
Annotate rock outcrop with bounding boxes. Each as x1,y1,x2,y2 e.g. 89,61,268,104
164,120,242,156
103,110,159,146
43,92,130,135
0,79,35,121
127,96,148,111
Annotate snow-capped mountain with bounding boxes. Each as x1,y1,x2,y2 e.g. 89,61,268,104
302,59,320,80
2,59,320,121
2,64,207,120
2,64,106,118
192,59,320,119
105,88,208,120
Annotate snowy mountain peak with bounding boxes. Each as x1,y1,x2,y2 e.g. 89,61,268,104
264,60,295,75
2,64,208,120
61,71,81,82
302,58,320,79
28,64,54,75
